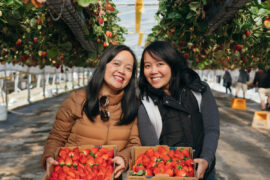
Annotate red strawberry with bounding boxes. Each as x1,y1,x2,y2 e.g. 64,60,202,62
86,156,95,167
33,37,38,43
55,62,60,69
95,157,103,165
235,45,243,51
68,151,74,158
175,169,187,177
145,148,154,158
245,30,250,37
72,160,79,168
60,56,64,61
58,158,65,167
65,157,72,167
79,153,87,164
145,169,153,176
97,39,101,44
108,150,114,158
16,39,21,46
103,42,109,47
184,53,189,59
42,51,47,57
179,41,185,46
99,17,104,25
181,149,190,158
164,167,174,177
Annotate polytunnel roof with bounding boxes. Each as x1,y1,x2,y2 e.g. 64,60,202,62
112,0,159,60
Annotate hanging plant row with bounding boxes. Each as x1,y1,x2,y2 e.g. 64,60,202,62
0,0,127,70
146,0,270,70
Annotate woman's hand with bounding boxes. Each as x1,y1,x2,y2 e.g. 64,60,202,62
46,157,59,176
194,158,209,179
112,156,125,178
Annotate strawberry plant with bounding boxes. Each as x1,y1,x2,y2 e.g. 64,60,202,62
146,0,270,70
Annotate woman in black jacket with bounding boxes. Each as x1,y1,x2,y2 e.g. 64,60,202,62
138,41,220,180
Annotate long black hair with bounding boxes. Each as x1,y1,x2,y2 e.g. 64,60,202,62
83,45,138,125
139,41,202,100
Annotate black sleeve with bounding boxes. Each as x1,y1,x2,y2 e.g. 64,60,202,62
138,104,159,146
200,82,220,167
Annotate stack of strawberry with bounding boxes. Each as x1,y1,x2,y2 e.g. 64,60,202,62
49,146,114,180
130,146,194,177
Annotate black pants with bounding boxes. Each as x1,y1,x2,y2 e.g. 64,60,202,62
225,82,232,94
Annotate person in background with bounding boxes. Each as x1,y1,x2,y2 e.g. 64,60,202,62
138,41,219,180
253,69,270,110
223,69,232,95
235,68,249,99
41,45,141,179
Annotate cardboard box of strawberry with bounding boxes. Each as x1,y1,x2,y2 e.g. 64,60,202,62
46,145,116,180
128,146,198,180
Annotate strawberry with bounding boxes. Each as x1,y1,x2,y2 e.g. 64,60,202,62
65,157,72,167
86,156,95,167
107,150,114,158
145,169,153,176
95,157,103,165
245,30,250,37
181,149,190,158
145,148,154,158
184,53,189,59
55,62,60,69
58,158,65,167
16,39,21,46
184,159,193,166
105,0,115,11
164,167,174,177
98,17,104,25
235,45,243,51
175,169,187,177
179,41,185,46
79,153,87,164
103,42,109,47
106,31,112,38
60,56,64,61
42,51,47,57
68,151,74,158
97,39,101,44
157,146,168,155
33,37,38,43
72,160,79,168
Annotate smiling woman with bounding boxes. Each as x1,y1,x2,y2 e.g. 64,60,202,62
41,45,141,179
103,50,134,94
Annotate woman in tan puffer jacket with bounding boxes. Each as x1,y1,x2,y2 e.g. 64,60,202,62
41,45,141,179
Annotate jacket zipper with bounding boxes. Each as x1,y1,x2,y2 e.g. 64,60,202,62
179,88,185,104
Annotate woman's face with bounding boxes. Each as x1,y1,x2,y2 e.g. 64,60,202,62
143,51,172,94
103,50,134,94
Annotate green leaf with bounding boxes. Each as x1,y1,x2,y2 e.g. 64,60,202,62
61,42,72,51
137,170,145,176
6,0,14,6
189,2,200,12
47,49,59,59
186,12,194,20
77,0,98,7
167,12,182,19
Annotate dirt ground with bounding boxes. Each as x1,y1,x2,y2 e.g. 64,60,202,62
0,90,270,180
